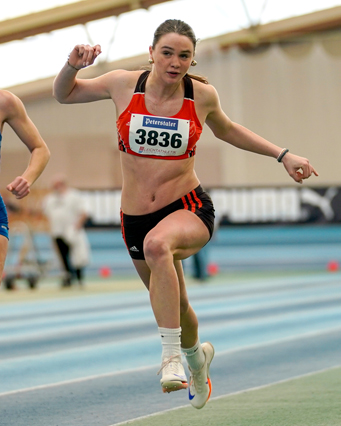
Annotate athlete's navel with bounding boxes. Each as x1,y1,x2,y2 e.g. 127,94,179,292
151,194,156,202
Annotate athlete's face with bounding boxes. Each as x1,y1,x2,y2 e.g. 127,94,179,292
150,33,194,81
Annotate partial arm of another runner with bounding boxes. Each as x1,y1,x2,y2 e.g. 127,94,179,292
2,91,50,199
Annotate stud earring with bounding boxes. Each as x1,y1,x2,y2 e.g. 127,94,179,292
191,60,197,66
148,58,154,64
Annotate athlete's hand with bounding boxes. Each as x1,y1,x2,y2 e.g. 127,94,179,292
68,44,102,70
282,153,318,184
7,176,31,199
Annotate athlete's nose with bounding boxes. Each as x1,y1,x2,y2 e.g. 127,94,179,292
170,56,180,68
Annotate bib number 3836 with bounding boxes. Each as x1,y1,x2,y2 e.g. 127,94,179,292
129,114,189,157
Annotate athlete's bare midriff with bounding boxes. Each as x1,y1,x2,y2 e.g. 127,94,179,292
120,152,199,215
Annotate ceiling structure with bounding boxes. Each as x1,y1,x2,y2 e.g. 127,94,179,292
218,5,341,49
2,0,341,90
0,0,170,44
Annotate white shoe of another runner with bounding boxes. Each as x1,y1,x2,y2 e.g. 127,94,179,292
158,355,188,393
188,342,215,409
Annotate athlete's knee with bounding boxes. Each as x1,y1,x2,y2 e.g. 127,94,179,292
144,234,171,263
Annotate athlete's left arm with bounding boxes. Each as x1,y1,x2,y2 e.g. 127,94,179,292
3,91,50,199
203,85,318,183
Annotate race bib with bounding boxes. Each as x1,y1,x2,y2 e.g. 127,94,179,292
129,114,189,157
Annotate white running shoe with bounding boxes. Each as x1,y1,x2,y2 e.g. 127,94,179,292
188,342,215,409
158,355,188,393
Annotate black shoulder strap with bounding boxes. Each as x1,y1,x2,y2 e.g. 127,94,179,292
134,70,150,93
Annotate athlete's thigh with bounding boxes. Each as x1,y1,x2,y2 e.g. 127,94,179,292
146,209,210,260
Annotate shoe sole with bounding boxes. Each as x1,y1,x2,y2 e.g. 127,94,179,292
161,380,188,393
204,342,214,402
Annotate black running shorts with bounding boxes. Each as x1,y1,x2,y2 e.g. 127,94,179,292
120,185,215,260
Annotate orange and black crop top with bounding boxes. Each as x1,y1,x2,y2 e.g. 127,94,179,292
116,71,202,160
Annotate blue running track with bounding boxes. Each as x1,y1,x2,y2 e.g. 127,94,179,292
1,271,341,425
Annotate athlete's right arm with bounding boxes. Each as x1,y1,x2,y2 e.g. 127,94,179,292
53,44,121,104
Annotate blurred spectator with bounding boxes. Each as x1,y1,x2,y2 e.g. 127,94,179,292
191,198,222,282
191,245,209,282
43,174,90,287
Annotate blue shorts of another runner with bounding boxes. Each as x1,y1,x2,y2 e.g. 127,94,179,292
0,196,9,240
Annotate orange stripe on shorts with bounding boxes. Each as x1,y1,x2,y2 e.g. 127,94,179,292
191,190,203,208
120,209,129,250
182,196,189,210
187,193,196,212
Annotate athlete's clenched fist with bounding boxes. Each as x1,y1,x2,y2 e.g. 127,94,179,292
68,44,102,70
